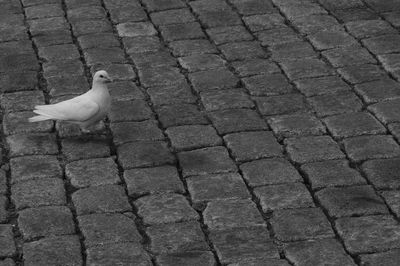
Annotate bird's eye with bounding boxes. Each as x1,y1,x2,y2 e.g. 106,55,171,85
99,75,104,78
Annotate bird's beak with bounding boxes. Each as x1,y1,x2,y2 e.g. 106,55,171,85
105,77,113,83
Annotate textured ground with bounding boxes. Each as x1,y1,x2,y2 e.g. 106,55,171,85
1,0,400,265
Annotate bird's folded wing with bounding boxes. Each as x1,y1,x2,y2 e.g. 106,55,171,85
33,98,100,122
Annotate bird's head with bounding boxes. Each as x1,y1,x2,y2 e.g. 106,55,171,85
93,70,112,84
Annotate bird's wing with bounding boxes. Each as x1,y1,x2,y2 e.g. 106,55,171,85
33,96,100,122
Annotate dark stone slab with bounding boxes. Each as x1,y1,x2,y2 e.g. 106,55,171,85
301,160,366,190
187,173,250,208
156,104,208,128
338,64,387,84
294,76,350,97
206,25,253,45
254,94,308,116
203,199,265,230
150,8,196,26
270,41,316,61
280,58,335,80
343,135,400,162
156,251,216,266
109,100,153,122
65,157,120,188
166,125,222,151
124,165,184,197
72,19,113,37
148,82,197,106
359,249,400,266
362,158,400,189
159,22,205,42
285,238,355,266
201,89,254,111
232,59,280,77
308,91,363,117
368,98,400,124
23,235,82,266
61,138,110,161
72,185,131,215
139,66,185,87
362,34,400,54
0,225,16,257
117,141,175,169
3,111,53,136
240,158,302,187
335,215,400,254
271,208,334,241
178,146,237,177
11,178,66,209
285,136,345,164
323,112,385,138
210,227,279,264
135,193,199,225
268,113,326,140
322,46,377,67
110,120,164,146
219,41,266,61
147,221,209,254
243,13,285,32
178,54,225,72
316,185,388,218
0,71,38,92
346,19,396,39
7,133,58,157
242,73,294,96
189,68,239,92
169,39,217,57
78,213,141,247
224,131,282,162
18,206,75,240
355,78,400,104
308,30,358,50
254,183,314,212
10,155,61,184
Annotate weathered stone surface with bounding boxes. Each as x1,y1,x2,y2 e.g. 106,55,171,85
308,30,357,50
343,135,400,162
178,146,237,177
169,39,217,57
285,136,345,164
362,34,400,54
270,41,316,61
254,183,314,212
189,68,239,92
324,112,385,138
111,120,164,145
331,8,379,22
179,54,225,72
280,58,334,80
381,190,400,218
10,155,61,184
242,73,294,96
135,194,198,225
7,133,58,157
61,138,110,161
11,178,66,209
25,4,63,19
369,98,400,124
232,59,280,77
18,206,75,240
355,78,400,104
0,196,7,223
359,249,400,266
0,170,6,195
254,94,308,116
0,91,44,112
166,125,222,151
139,66,185,87
3,111,53,136
316,185,388,218
301,160,365,190
157,251,216,266
78,33,120,50
108,81,145,101
116,22,157,37
201,89,254,111
290,14,341,34
204,199,265,230
308,91,363,117
268,113,326,140
109,99,153,122
209,109,268,134
243,13,285,32
86,242,151,266
219,41,266,61
38,44,80,62
0,259,15,266
338,64,387,84
72,185,131,215
0,71,38,92
206,25,253,45
362,158,400,189
224,131,282,162
142,0,185,12
257,27,302,46
117,141,175,169
23,235,82,266
160,22,205,42
210,227,279,264
285,238,355,266
66,157,119,188
240,158,302,187
132,49,178,68
294,76,351,97
78,213,141,247
0,225,16,257
346,19,396,39
150,8,196,26
124,166,184,197
336,215,400,254
271,208,334,242
148,82,196,106
148,221,209,254
72,19,113,37
322,46,376,67
156,104,208,128
187,173,250,208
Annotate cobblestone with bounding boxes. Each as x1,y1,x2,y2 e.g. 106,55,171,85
3,0,400,263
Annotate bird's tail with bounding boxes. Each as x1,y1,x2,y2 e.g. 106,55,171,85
28,115,51,122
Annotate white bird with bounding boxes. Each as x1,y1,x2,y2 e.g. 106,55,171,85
29,70,112,133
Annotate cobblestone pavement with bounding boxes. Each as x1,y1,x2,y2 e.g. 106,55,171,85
2,0,400,265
